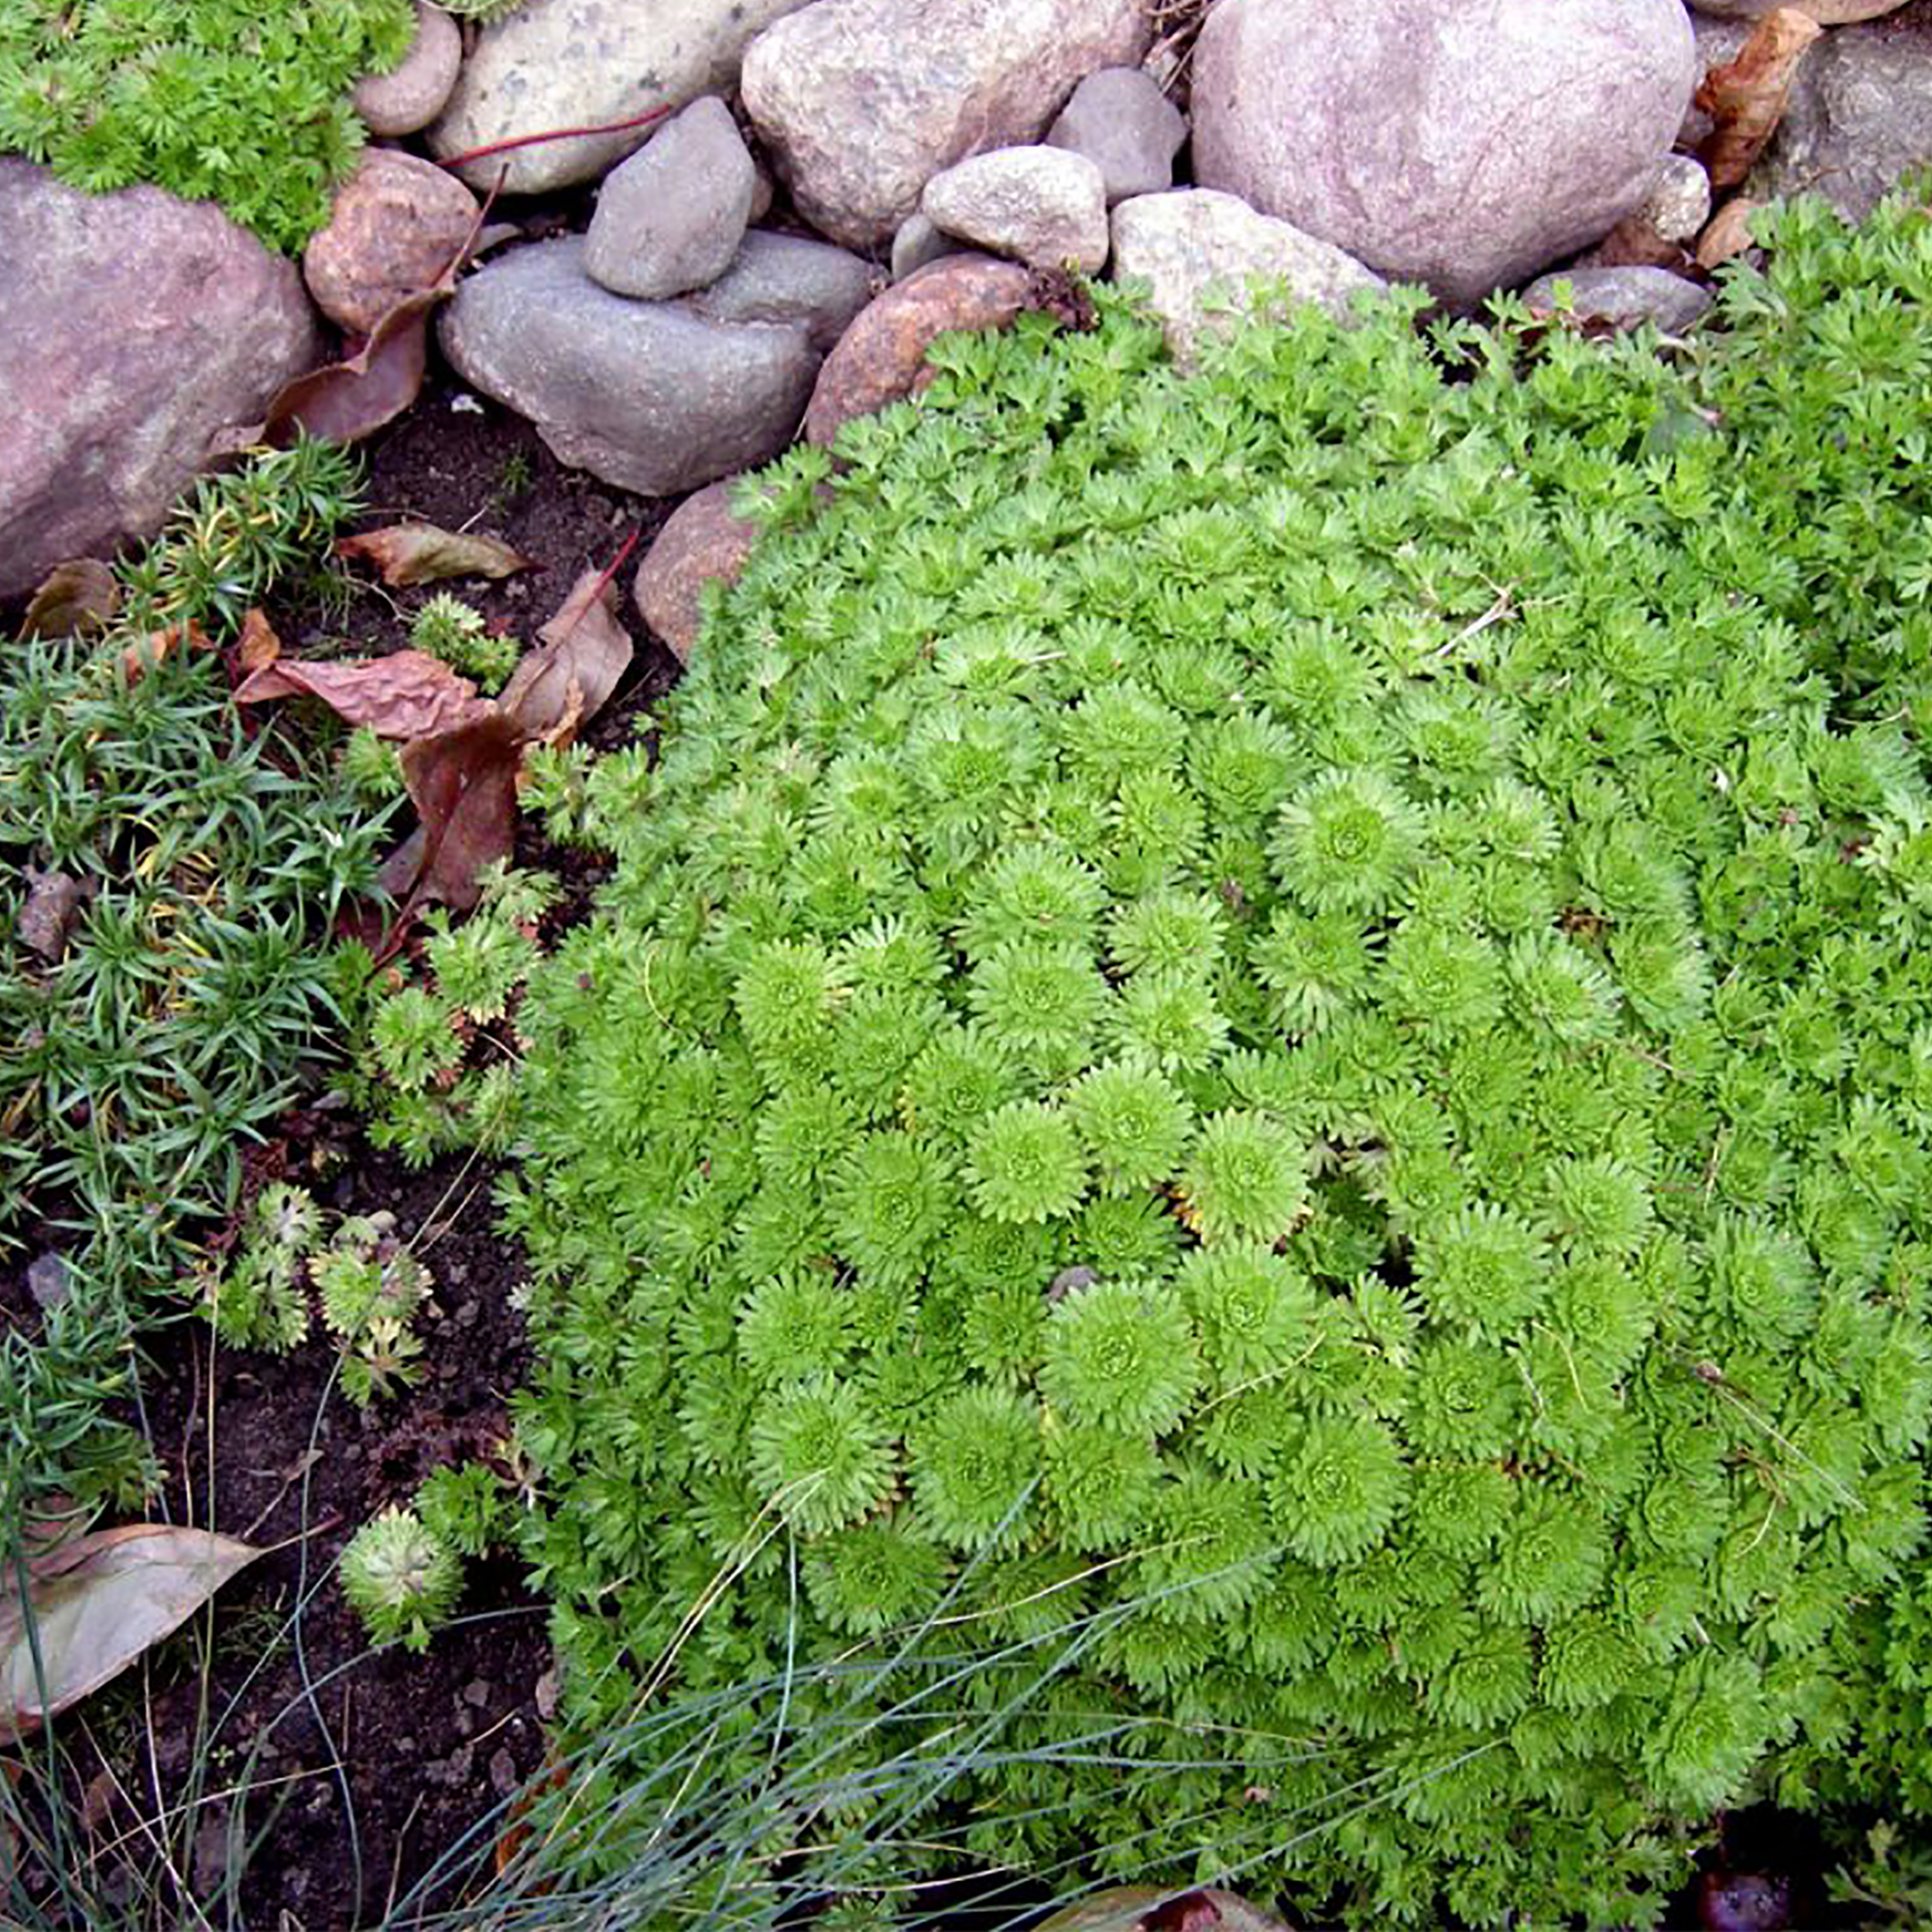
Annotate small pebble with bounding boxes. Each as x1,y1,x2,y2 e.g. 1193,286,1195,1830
27,1252,70,1309
489,1747,519,1798
463,1678,493,1707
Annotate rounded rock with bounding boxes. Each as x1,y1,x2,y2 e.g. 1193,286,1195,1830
921,145,1110,271
1191,0,1697,310
353,1,463,138
1046,65,1187,204
584,96,756,299
633,476,763,661
802,254,1033,448
302,149,480,337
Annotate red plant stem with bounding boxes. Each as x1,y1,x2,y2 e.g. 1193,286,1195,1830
438,106,671,173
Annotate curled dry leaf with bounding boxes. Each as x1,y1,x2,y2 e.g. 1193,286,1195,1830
381,710,527,917
121,619,213,684
20,558,119,639
0,1526,262,1746
1697,197,1762,270
244,184,497,448
236,606,283,674
500,564,634,750
235,649,497,740
337,523,531,587
1695,8,1824,190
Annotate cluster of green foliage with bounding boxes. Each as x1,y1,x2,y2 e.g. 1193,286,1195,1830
346,861,549,1165
0,438,385,1524
339,1503,463,1653
206,1181,436,1406
0,0,415,253
412,591,522,694
494,183,1932,1927
339,1462,506,1652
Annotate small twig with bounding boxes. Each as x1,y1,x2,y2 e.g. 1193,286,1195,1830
438,106,672,173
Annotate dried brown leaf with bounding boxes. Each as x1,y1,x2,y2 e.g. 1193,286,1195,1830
121,619,213,684
20,558,119,639
1695,9,1824,190
0,1527,262,1746
384,711,526,915
237,607,283,674
337,523,531,587
235,650,496,740
1697,197,1762,270
499,566,634,749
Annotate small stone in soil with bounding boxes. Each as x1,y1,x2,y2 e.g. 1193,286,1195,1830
490,1747,519,1797
463,1679,492,1707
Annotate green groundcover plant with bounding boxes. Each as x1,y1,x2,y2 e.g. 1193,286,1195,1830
0,0,415,253
0,439,385,1523
491,185,1932,1926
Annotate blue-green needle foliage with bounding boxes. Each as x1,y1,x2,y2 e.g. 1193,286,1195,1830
0,438,387,1523
0,0,415,254
497,185,1932,1926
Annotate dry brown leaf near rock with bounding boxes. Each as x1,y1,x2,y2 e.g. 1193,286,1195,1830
18,558,118,639
1696,8,1825,188
337,522,530,586
235,650,497,740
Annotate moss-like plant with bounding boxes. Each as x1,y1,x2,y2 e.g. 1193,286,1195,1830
497,185,1932,1925
0,0,416,253
339,1505,461,1653
410,591,521,694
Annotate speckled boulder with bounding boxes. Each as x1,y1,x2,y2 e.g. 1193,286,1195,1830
1191,0,1697,309
0,159,320,599
303,149,480,336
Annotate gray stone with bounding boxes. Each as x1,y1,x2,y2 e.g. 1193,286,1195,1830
1046,65,1186,204
892,211,966,280
1191,0,1697,310
27,1253,69,1311
0,159,321,600
1109,188,1387,369
922,145,1110,271
1641,154,1713,243
1747,14,1932,226
354,1,462,137
429,0,816,196
438,237,820,497
685,230,878,353
740,0,1151,250
584,96,755,298
1690,0,1908,19
1520,266,1714,333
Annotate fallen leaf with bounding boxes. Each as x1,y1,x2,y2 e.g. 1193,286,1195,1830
1695,9,1823,190
237,607,282,674
20,558,119,639
248,187,497,447
0,1526,262,1746
17,868,86,962
235,650,496,740
1697,198,1761,270
500,565,634,749
337,523,531,587
121,619,213,684
383,710,526,917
